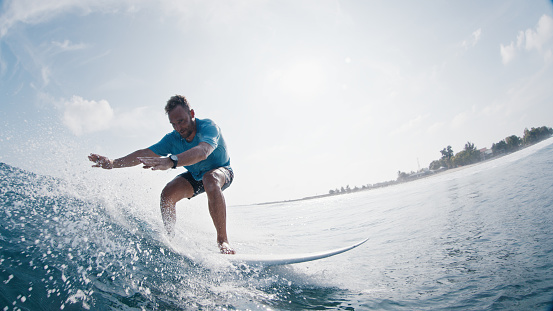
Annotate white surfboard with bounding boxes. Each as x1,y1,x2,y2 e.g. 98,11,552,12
227,238,369,266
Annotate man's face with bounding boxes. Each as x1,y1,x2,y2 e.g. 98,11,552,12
168,105,196,141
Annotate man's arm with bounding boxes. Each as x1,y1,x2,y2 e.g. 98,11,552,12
174,142,214,166
89,148,159,169
138,142,214,171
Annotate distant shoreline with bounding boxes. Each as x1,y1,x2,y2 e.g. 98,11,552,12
254,165,457,206
255,136,553,206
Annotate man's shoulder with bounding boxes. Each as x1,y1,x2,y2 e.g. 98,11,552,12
196,118,219,132
196,118,216,127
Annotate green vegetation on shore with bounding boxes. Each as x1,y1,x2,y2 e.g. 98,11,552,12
427,126,553,171
328,126,553,197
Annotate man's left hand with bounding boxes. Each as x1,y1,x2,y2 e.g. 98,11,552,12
138,157,172,171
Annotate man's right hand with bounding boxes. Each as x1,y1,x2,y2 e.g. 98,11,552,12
88,153,114,169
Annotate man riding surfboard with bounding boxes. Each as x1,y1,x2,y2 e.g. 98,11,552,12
88,95,235,254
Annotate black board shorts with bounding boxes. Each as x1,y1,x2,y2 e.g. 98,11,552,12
178,166,234,199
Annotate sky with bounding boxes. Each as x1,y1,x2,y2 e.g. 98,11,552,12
1,0,553,205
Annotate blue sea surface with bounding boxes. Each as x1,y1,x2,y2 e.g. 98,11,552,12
1,138,553,310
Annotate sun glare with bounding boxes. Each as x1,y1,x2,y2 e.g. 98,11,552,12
271,60,326,101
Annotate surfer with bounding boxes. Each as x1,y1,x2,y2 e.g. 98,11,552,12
88,95,235,254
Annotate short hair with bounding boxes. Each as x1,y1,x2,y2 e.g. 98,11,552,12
165,95,191,114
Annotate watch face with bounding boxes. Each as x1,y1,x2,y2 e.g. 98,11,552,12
170,155,178,168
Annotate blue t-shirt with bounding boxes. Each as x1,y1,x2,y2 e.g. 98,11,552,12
148,118,230,180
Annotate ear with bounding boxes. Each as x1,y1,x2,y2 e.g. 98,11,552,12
189,109,195,119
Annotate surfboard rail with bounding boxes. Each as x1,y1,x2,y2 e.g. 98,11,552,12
227,238,369,266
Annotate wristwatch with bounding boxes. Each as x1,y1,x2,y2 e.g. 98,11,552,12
169,155,178,169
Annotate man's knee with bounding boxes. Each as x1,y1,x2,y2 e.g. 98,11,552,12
202,170,223,193
161,182,177,203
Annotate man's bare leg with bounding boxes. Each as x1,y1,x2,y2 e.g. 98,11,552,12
203,168,235,254
160,176,194,236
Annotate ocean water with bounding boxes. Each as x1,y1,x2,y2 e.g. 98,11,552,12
2,138,553,310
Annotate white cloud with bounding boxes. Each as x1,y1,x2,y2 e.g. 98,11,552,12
41,66,50,86
51,39,88,51
500,14,553,64
451,111,469,129
500,41,516,64
112,106,164,133
391,114,426,135
61,95,164,136
63,96,114,136
462,28,482,49
0,53,7,76
0,0,134,38
516,31,525,48
427,121,445,134
545,49,553,63
473,28,482,44
524,14,553,52
480,103,505,117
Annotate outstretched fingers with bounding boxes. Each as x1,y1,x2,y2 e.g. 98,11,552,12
88,153,113,169
138,157,169,170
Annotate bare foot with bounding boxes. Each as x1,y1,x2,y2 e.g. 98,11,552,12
218,242,236,254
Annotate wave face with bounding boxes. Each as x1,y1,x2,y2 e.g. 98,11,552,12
2,138,553,310
0,163,272,310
